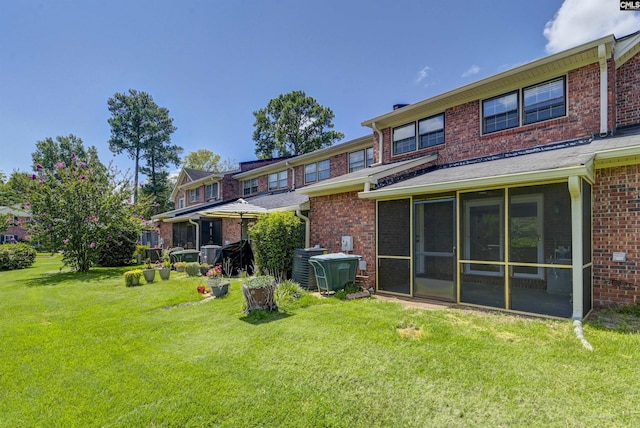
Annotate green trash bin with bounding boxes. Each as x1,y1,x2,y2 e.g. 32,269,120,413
309,253,361,293
171,250,200,263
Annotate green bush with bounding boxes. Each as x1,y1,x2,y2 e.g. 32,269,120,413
0,243,37,270
124,269,143,287
275,280,303,305
249,212,303,280
96,227,138,267
185,262,201,277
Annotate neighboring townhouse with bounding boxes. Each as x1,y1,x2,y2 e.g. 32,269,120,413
298,31,640,320
0,205,30,243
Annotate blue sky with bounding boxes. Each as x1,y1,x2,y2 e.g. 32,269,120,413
1,0,639,180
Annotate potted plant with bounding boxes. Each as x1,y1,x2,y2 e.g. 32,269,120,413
185,262,201,277
206,265,229,297
157,259,171,281
200,262,211,276
142,258,156,283
242,275,277,312
124,269,143,287
173,261,187,272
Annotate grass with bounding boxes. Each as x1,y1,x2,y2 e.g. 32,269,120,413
1,255,640,427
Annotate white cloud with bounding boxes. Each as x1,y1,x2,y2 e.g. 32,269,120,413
544,0,640,53
415,66,432,84
462,64,480,78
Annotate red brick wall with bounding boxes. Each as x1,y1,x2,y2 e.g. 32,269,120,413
220,173,239,200
158,221,172,248
616,52,640,128
382,63,603,165
593,165,640,307
309,191,376,288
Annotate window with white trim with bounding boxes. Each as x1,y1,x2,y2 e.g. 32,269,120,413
268,170,288,191
189,188,200,203
393,113,445,155
523,78,566,125
205,183,219,200
178,198,185,209
305,159,330,183
483,91,519,134
243,178,258,196
349,147,374,172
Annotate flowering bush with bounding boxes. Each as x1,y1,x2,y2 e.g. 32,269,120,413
27,152,143,272
206,265,223,278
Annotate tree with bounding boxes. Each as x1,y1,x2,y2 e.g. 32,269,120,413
252,90,344,159
27,152,142,272
182,149,238,172
107,89,179,204
32,134,103,173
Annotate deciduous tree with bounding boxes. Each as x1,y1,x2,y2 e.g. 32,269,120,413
182,149,238,172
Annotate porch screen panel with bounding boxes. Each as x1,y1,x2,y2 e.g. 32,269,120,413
378,199,410,257
378,199,411,294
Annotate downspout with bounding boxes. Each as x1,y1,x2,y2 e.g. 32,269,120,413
370,121,383,166
598,43,608,137
568,176,593,350
188,217,200,251
296,210,310,248
568,176,583,321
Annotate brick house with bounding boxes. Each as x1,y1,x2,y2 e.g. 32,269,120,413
0,205,31,243
297,31,640,320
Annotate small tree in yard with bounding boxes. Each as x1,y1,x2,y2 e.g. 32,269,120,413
249,212,303,281
27,156,143,272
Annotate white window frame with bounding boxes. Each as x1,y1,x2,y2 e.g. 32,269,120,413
189,188,200,203
348,147,374,173
243,178,258,196
268,170,288,191
178,198,185,209
305,159,330,183
205,183,219,200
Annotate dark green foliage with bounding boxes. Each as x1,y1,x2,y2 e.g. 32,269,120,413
0,243,36,270
96,227,138,267
252,90,344,159
249,212,303,280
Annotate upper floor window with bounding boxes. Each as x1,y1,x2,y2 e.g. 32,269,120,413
483,91,519,134
523,78,566,125
178,198,185,209
189,188,200,203
305,159,330,183
205,183,219,200
393,113,445,156
482,77,566,134
419,114,445,149
349,147,374,172
268,170,288,191
243,178,258,196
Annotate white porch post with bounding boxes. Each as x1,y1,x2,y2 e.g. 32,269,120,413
568,176,583,320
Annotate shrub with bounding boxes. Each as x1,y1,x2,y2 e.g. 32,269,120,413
96,227,138,267
275,280,303,306
250,212,303,280
185,262,201,277
124,269,143,287
0,243,37,270
244,275,276,289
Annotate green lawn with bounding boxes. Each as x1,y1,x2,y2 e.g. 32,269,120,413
1,255,639,427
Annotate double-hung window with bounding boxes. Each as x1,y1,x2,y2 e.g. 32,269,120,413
348,147,374,172
483,76,566,134
189,188,200,203
178,198,185,209
268,170,288,191
392,123,416,155
205,183,218,200
243,178,258,196
483,91,519,134
418,114,444,149
305,159,330,183
523,78,566,125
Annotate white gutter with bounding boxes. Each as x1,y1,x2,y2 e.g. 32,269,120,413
598,43,608,136
295,210,310,248
370,121,383,166
188,217,200,251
